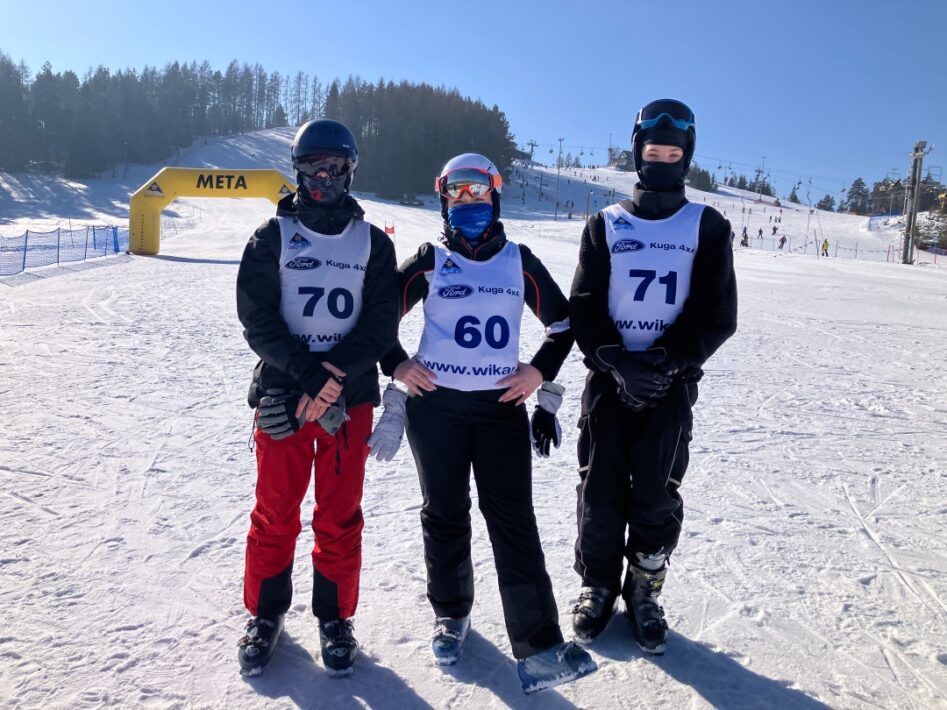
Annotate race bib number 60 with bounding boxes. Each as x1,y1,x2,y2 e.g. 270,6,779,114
453,315,510,349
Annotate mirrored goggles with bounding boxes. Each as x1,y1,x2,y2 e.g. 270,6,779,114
435,168,501,198
636,112,695,131
294,153,355,179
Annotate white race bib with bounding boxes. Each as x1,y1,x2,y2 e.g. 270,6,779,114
603,202,703,350
277,217,370,352
416,242,525,391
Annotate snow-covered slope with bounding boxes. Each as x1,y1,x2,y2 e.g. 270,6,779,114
1,129,945,709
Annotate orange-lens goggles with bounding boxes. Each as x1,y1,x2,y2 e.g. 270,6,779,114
435,168,502,198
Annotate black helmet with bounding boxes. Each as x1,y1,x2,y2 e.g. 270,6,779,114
631,99,696,191
292,119,358,205
292,119,358,163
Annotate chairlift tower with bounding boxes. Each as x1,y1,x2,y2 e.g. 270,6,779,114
554,138,564,221
902,141,931,264
757,156,766,201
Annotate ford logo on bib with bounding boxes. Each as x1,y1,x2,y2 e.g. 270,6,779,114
438,284,474,299
285,257,322,270
612,238,645,254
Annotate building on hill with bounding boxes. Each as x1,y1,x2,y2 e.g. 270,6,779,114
609,150,634,172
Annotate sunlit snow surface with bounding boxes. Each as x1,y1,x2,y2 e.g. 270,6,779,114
1,129,945,709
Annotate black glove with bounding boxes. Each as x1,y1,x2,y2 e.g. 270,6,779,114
530,382,564,457
658,357,704,383
257,389,303,440
595,345,672,410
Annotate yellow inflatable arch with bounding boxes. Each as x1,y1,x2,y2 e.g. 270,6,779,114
128,167,295,255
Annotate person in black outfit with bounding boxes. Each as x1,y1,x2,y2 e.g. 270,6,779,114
376,153,596,693
569,99,737,654
236,119,399,677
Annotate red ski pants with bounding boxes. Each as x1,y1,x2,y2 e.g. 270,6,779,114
244,403,372,621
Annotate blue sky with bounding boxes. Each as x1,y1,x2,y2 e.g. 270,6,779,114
2,0,944,201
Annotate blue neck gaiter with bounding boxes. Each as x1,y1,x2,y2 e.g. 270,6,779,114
447,203,493,240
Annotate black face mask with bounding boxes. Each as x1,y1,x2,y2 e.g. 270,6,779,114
298,172,348,206
638,159,687,192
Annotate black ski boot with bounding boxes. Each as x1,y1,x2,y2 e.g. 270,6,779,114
319,618,358,677
237,615,285,676
571,587,618,644
623,552,669,655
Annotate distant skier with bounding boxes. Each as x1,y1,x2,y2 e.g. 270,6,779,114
569,98,738,654
757,227,764,239
772,224,778,236
778,235,787,250
821,238,829,257
235,119,399,677
374,152,597,693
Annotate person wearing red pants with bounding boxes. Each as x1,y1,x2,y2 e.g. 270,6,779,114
235,119,398,676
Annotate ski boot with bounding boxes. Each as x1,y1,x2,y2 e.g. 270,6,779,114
319,618,358,677
517,641,597,694
623,551,669,655
431,616,470,666
571,586,618,644
237,614,285,676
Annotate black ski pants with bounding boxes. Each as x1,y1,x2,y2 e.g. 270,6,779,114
405,387,563,659
574,373,696,593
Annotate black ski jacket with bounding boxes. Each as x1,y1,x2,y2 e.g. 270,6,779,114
571,184,737,374
379,222,574,382
237,192,399,409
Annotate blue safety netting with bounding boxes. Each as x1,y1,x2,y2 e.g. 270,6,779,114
0,226,129,276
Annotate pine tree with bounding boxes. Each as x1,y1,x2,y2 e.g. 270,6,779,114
324,80,341,120
816,194,836,211
0,52,31,170
686,162,716,192
845,178,871,214
917,172,945,212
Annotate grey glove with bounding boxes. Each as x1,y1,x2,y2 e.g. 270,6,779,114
530,382,565,458
257,389,303,440
367,384,407,461
317,395,347,436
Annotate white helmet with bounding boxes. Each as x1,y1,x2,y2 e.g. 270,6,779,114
435,153,503,195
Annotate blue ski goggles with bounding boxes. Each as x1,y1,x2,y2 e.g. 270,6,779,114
634,99,696,133
635,112,695,131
